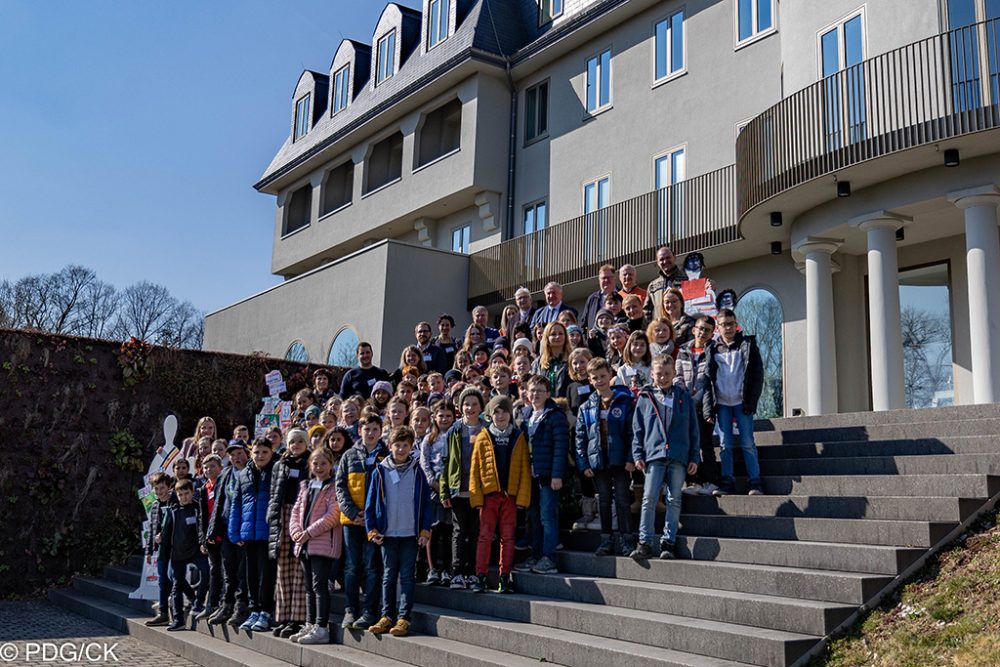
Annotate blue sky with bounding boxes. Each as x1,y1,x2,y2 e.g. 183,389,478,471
0,1,420,314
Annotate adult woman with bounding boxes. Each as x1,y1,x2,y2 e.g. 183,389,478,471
530,321,571,398
181,416,216,459
460,324,485,356
435,314,459,369
663,287,695,347
499,305,520,339
391,346,428,385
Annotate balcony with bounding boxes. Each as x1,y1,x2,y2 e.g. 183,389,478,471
738,18,1000,224
468,165,738,308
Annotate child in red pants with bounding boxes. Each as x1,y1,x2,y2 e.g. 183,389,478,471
469,396,532,593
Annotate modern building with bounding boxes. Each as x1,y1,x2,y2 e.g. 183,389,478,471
204,0,1000,417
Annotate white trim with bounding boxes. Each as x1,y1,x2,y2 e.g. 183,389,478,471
816,5,868,80
652,143,688,191
318,202,352,222
280,223,311,241
331,65,350,116
524,79,551,145
522,198,549,234
734,0,778,50
652,7,688,86
582,173,612,215
584,46,614,116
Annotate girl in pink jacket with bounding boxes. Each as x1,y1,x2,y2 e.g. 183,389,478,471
287,447,342,644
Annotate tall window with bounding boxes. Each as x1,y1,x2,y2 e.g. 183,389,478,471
428,0,450,48
286,341,309,363
332,66,350,115
655,10,685,80
946,0,1000,109
583,177,610,262
525,81,549,142
294,94,311,141
452,225,471,254
364,132,404,194
735,289,783,418
523,200,547,275
897,263,954,408
284,184,312,236
820,11,866,150
377,30,396,85
655,147,686,243
328,327,360,367
655,147,686,190
417,99,462,167
737,0,774,44
586,49,612,113
540,0,564,25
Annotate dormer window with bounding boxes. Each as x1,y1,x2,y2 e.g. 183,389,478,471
376,30,397,85
540,0,564,25
332,66,350,115
294,93,311,140
428,0,449,49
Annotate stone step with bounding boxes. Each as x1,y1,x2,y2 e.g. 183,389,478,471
105,564,141,588
679,494,980,522
748,453,1000,477
404,585,817,666
739,436,1000,457
754,418,1000,444
331,596,758,667
755,404,1000,434
559,531,922,575
758,473,1000,498
554,551,892,604
73,576,151,613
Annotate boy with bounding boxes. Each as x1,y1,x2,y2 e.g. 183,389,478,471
164,479,209,631
489,364,517,399
675,315,720,496
335,413,389,630
515,375,568,575
207,441,250,626
707,308,765,496
144,472,176,627
630,356,700,561
171,457,202,499
365,427,434,637
575,358,636,557
196,455,224,620
233,425,251,444
602,291,626,322
470,396,531,593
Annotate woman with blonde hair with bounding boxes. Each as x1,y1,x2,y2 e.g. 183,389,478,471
663,287,695,347
530,321,571,398
391,345,428,385
460,324,485,356
499,305,520,339
181,416,216,459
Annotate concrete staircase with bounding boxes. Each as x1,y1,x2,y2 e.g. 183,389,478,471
49,405,1000,667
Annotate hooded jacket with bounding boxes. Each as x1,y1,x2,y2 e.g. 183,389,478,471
469,425,532,509
227,459,275,543
674,340,716,421
706,331,764,414
289,479,342,559
575,385,635,471
266,451,310,558
631,384,700,466
523,398,570,480
335,439,389,524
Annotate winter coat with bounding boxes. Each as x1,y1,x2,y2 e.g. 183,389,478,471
334,440,389,524
631,384,700,466
523,398,570,480
289,479,342,559
419,432,447,488
643,266,685,321
469,426,532,509
266,452,310,558
674,341,716,421
707,332,765,415
160,502,205,563
364,458,434,541
207,464,242,542
575,385,635,471
531,357,570,398
227,460,274,544
441,419,487,500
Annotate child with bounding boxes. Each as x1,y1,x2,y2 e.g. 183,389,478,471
647,318,676,358
144,472,176,627
233,425,251,444
515,375,569,575
576,358,636,557
511,355,532,388
304,405,321,432
267,429,311,638
265,426,283,452
288,447,342,645
365,426,434,638
622,294,646,332
369,381,393,417
630,356,700,561
196,455,224,620
603,291,626,322
384,397,409,436
676,315,720,497
335,413,389,630
419,400,455,586
211,438,228,463
171,457,202,498
440,388,486,589
207,442,250,627
164,479,209,631
308,425,327,450
427,372,445,398
566,347,597,532
587,309,614,358
616,330,652,392
320,410,337,433
606,325,629,371
340,399,361,441
228,437,277,632
409,406,431,443
396,380,417,406
470,396,531,593
489,364,517,399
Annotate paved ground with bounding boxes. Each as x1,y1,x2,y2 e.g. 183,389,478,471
0,600,198,667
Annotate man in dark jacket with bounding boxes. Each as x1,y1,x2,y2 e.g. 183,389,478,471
675,315,720,496
339,342,391,400
642,246,685,321
207,441,249,626
581,265,618,331
707,309,765,496
414,321,448,374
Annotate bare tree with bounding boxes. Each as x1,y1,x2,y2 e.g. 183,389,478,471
161,300,205,349
901,305,952,407
736,289,784,419
76,280,119,339
48,265,99,334
114,281,177,342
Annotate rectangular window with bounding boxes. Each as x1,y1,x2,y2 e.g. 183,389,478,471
525,81,549,142
452,225,471,254
737,0,775,44
583,176,610,262
364,132,404,194
332,66,350,115
523,200,547,274
655,10,685,81
294,94,311,141
946,0,1000,109
321,161,354,216
377,30,396,85
655,147,686,243
428,0,450,48
586,49,612,113
540,0,564,25
820,11,866,149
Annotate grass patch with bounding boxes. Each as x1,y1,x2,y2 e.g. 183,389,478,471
814,508,1000,666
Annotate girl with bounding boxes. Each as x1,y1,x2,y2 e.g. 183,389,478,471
453,350,473,373
606,325,629,371
266,428,310,638
293,389,317,428
392,346,428,386
288,447,342,645
663,287,696,347
616,331,653,392
435,314,458,370
324,396,343,423
410,406,431,444
531,322,571,398
511,355,532,387
181,416,216,460
460,324,485,357
557,309,578,328
340,398,361,441
420,400,456,586
647,318,676,358
322,427,351,466
369,381,393,417
565,347,598,531
319,410,337,433
566,324,585,351
587,309,614,358
471,345,490,371
383,397,410,437
441,388,486,589
511,338,534,361
265,425,283,452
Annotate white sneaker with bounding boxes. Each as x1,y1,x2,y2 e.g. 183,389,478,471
682,484,702,496
289,623,313,643
297,625,330,644
449,574,466,589
699,483,719,496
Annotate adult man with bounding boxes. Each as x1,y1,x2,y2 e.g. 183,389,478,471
414,321,448,374
339,342,391,400
513,287,536,326
618,264,647,302
530,282,576,328
581,265,618,331
472,306,501,346
642,246,684,322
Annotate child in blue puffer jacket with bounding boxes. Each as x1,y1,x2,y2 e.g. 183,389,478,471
228,437,277,632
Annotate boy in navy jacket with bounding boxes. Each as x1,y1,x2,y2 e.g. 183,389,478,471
630,356,700,561
144,472,176,627
163,478,209,631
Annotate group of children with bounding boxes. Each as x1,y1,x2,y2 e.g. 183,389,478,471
142,247,767,644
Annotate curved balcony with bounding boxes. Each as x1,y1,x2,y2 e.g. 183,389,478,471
737,18,1000,223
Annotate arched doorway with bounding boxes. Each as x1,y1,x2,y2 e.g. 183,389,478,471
735,288,784,418
285,341,309,363
328,327,359,367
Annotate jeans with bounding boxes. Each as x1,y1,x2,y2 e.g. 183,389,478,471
688,415,719,486
220,537,247,608
205,542,223,608
476,493,518,575
638,460,686,545
170,554,209,619
244,541,276,614
156,555,172,611
380,537,418,621
528,477,560,561
592,467,632,535
449,497,478,575
717,403,761,483
343,524,382,618
299,554,333,626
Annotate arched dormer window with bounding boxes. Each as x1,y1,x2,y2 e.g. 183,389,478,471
329,40,371,117
371,4,422,91
291,71,329,141
427,0,450,49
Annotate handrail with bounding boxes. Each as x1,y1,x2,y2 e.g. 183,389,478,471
737,18,1000,219
468,164,738,307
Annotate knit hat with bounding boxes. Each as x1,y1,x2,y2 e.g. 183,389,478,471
512,337,533,355
372,380,393,396
485,395,513,417
566,324,583,336
308,425,327,440
444,369,462,384
457,386,485,411
305,405,321,419
596,308,614,322
473,344,490,357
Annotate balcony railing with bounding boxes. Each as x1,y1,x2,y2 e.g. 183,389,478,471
738,18,1000,219
468,164,738,307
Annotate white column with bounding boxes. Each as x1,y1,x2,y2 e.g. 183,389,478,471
794,238,842,415
950,186,1000,404
851,211,909,411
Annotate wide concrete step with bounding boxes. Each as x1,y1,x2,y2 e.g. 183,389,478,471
104,564,141,588
554,551,892,604
675,515,955,547
560,531,922,575
754,404,1000,435
406,585,817,667
332,596,757,667
758,473,1000,498
754,418,1000,444
680,494,980,522
750,453,1000,477
73,576,151,612
741,435,1000,458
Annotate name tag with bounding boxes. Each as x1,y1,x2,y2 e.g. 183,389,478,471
577,385,591,396
289,469,300,478
208,490,215,500
600,410,609,420
367,378,377,386
624,367,637,377
388,469,400,485
309,480,323,490
423,354,433,362
185,516,197,525
445,346,454,353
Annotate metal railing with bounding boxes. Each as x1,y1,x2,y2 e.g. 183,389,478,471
737,18,1000,219
468,164,738,307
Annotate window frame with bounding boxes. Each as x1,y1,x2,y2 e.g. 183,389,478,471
523,198,548,235
451,224,471,254
653,144,687,191
653,8,687,86
582,174,612,215
735,0,777,50
376,29,397,86
816,7,867,80
332,65,350,116
285,340,309,363
524,79,550,144
294,93,311,141
428,0,450,50
584,47,614,116
539,0,565,26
